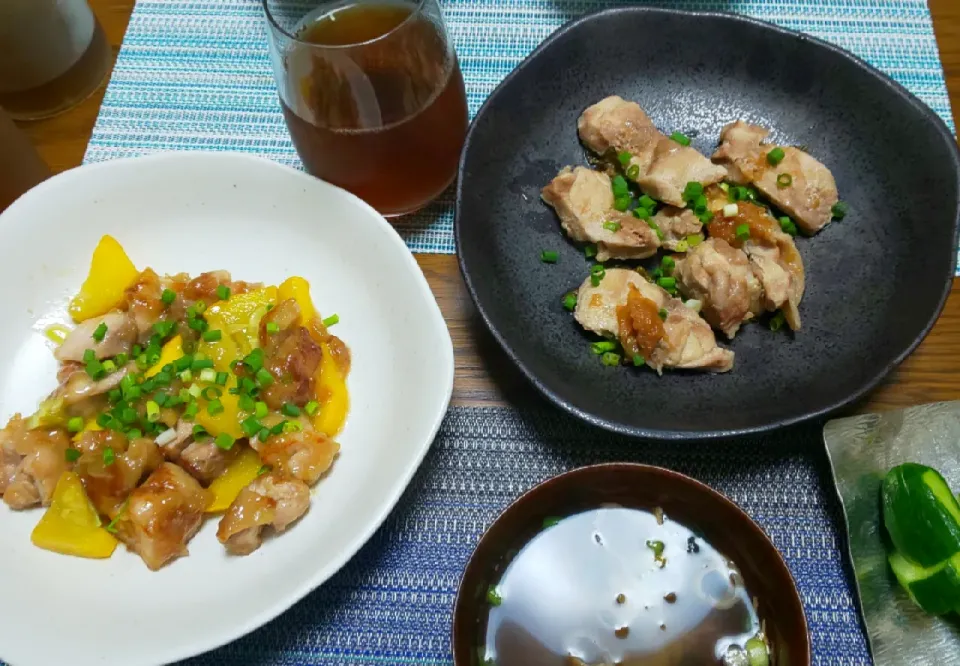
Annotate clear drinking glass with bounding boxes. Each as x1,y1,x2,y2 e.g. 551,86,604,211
0,0,111,120
262,0,469,217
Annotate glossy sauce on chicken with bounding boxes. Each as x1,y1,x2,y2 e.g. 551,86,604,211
616,285,665,362
706,195,803,276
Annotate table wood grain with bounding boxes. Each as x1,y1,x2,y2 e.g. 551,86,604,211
16,0,960,414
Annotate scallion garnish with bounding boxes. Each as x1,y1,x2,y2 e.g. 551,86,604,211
682,182,703,202
831,201,848,219
617,150,632,166
161,288,176,306
216,285,231,301
103,447,116,466
199,368,217,384
632,354,645,367
265,322,280,335
613,195,631,212
670,131,691,146
255,401,269,419
207,399,224,416
602,221,621,232
67,416,84,433
661,256,675,274
540,250,559,263
281,403,301,417
215,371,228,386
255,367,275,387
202,329,222,342
584,244,597,259
241,417,262,437
183,402,199,419
778,216,798,236
145,400,160,423
562,291,577,312
591,340,618,355
601,352,621,367
243,348,264,373
83,349,96,363
486,586,503,606
658,308,668,321
92,322,108,342
304,400,319,416
322,314,339,327
153,320,177,339
191,357,214,371
766,147,785,166
65,448,81,463
611,175,629,197
214,433,235,450
86,359,106,380
776,173,792,188
632,206,651,220
202,386,223,401
769,310,786,332
735,224,750,241
638,194,657,210
626,164,640,180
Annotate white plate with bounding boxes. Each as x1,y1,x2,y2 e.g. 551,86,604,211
0,153,454,666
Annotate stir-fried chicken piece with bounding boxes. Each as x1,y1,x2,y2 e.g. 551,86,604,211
712,121,838,234
252,426,339,485
74,430,164,517
541,166,660,261
674,238,763,338
179,440,238,485
56,364,129,407
55,312,137,362
703,187,805,330
651,207,703,251
216,472,310,555
114,462,211,570
156,419,194,460
258,299,323,409
578,96,725,206
574,268,734,374
0,415,71,509
123,268,166,336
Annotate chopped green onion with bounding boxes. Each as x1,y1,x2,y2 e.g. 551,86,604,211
778,216,798,236
153,320,177,339
602,221,621,232
282,421,303,434
187,384,202,399
255,401,269,419
67,416,84,433
153,392,168,407
202,387,223,402
187,318,208,333
65,448,81,463
258,428,271,442
322,314,339,327
670,131,691,146
114,353,129,367
140,378,156,393
617,150,632,166
124,429,140,441
214,433,235,450
540,250,559,263
161,288,176,306
241,417,263,437
632,206,651,220
191,358,214,371
766,147,785,166
131,344,142,357
562,291,578,312
119,407,138,425
103,447,116,466
735,224,750,241
661,256,675,274
105,502,127,533
96,413,113,428
673,239,690,253
269,421,287,436
240,377,257,394
199,368,217,383
486,586,503,606
281,403,301,417
243,349,264,372
591,340,618,355
591,274,603,287
202,329,222,342
638,194,657,210
646,539,665,558
626,164,640,180
718,182,730,193
86,359,106,380
174,355,193,372
83,349,96,363
215,371,228,386
216,285,231,301
183,402,199,419
152,371,171,386
584,244,597,259
687,234,704,247
108,388,122,403
698,210,714,224
92,322,108,342
776,173,792,188
255,368,275,387
647,219,664,241
632,354,645,367
657,277,677,289
682,181,704,202
611,175,629,197
304,400,319,416
613,195,631,212
601,352,621,367
238,394,256,413
192,424,208,438
745,637,769,666
265,321,280,335
831,201,848,219
658,308,668,321
769,310,786,332
146,400,160,423
179,369,193,383
722,203,739,218
729,186,749,202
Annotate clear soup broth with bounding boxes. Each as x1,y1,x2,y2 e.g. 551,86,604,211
482,507,770,666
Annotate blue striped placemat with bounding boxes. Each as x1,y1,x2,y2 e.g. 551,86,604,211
174,406,869,666
83,0,954,257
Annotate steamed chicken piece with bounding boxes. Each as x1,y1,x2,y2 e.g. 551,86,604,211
712,121,838,234
674,238,763,338
574,268,734,373
651,207,703,251
702,187,805,330
114,462,211,570
73,429,164,517
0,416,71,509
216,472,310,555
577,96,726,206
55,312,137,362
541,166,660,261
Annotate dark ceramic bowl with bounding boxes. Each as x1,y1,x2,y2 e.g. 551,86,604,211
455,8,960,440
452,463,810,665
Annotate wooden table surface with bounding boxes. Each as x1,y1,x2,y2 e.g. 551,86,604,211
17,0,960,415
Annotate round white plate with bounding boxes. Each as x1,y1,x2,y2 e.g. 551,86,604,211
0,153,454,666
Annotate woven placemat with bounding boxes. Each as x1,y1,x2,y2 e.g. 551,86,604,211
83,0,953,259
174,405,870,665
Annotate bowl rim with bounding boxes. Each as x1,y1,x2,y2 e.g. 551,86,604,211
0,151,456,666
454,6,960,441
451,462,812,665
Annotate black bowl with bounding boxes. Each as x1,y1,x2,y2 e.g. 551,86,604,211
455,7,960,440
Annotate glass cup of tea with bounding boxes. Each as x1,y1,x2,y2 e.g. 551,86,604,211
262,0,469,217
0,0,111,120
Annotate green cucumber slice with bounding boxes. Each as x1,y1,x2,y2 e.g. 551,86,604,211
882,463,960,568
889,551,960,615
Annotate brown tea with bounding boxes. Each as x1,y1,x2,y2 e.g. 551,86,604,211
279,3,468,216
